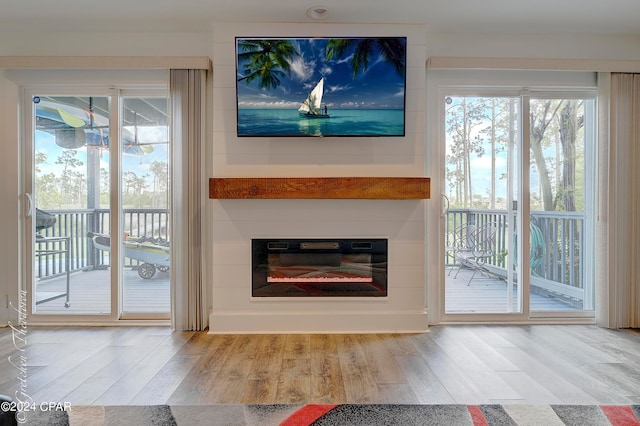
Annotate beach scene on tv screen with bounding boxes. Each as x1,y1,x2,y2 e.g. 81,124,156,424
236,37,406,137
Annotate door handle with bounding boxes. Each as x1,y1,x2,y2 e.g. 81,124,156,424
25,193,35,217
441,193,450,217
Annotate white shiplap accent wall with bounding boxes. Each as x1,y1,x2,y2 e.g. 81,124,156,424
208,23,428,333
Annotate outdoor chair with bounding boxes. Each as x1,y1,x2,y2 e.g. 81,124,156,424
453,222,498,285
445,223,475,277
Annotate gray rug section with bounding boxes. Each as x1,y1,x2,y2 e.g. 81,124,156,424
10,404,640,425
551,405,611,426
312,404,472,426
171,404,298,426
104,405,177,426
13,409,69,426
479,405,518,425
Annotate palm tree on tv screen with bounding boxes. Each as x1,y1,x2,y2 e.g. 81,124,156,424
325,37,406,79
236,39,300,90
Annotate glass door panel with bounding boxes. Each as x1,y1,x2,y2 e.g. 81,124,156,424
32,95,112,315
528,97,596,312
444,96,521,313
120,95,170,315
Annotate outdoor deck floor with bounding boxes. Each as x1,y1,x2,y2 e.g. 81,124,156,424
33,266,579,316
446,267,580,313
34,268,170,315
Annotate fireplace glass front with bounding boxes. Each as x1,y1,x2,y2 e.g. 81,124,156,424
252,238,388,297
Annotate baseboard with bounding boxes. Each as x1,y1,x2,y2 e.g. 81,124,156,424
208,311,428,334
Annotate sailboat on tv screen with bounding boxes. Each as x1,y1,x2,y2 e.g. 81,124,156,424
298,78,330,118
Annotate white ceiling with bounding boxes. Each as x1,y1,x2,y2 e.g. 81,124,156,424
0,0,639,35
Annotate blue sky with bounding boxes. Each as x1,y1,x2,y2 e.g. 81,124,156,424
236,37,406,110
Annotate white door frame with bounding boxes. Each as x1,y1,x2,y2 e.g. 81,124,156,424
426,68,598,325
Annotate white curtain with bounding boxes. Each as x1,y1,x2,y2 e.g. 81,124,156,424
600,73,640,328
170,69,207,331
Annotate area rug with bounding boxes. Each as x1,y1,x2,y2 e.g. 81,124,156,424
14,404,640,425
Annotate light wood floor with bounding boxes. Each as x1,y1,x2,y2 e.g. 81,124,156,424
1,325,639,406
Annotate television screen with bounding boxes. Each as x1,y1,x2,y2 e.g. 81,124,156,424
235,36,407,137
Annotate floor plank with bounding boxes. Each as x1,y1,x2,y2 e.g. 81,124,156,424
130,354,201,405
310,334,347,404
335,334,381,403
428,327,522,401
394,355,455,404
94,334,192,405
1,324,640,406
241,335,286,404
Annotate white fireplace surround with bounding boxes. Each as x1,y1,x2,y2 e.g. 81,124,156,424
209,198,428,333
208,23,427,333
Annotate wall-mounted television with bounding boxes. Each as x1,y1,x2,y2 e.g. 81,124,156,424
235,36,407,138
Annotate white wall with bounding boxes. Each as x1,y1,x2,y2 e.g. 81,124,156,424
424,32,640,60
209,23,428,332
1,25,640,329
0,31,213,57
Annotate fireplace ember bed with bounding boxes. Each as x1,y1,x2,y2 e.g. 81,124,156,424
252,238,388,297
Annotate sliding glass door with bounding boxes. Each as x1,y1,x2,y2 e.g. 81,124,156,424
25,88,170,320
120,93,170,318
29,92,114,315
442,91,596,318
443,95,522,314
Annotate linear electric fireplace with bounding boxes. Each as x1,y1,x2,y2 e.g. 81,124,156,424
252,238,388,297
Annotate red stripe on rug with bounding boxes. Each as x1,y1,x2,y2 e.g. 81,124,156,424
467,405,489,426
280,404,338,426
600,405,640,426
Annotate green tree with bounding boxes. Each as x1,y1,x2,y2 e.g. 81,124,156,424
54,150,85,206
100,167,110,206
149,161,168,208
556,100,583,212
236,40,299,90
35,151,47,174
477,98,512,209
445,97,489,208
36,172,61,208
122,171,149,208
530,100,561,211
530,99,584,212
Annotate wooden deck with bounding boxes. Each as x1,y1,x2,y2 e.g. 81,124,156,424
446,268,580,313
33,266,578,316
34,269,170,315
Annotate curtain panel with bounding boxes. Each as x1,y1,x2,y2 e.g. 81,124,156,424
604,73,640,328
170,69,207,331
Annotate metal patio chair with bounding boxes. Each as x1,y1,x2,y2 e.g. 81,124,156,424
453,222,498,285
445,223,475,277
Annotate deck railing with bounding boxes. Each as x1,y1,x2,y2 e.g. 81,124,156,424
35,208,169,278
445,209,585,291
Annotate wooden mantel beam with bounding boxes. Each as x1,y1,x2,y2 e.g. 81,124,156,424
209,177,430,200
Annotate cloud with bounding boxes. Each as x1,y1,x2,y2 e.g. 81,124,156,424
327,83,351,93
238,100,300,109
334,54,352,66
289,56,313,82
